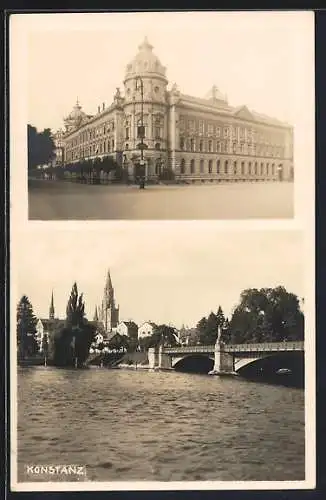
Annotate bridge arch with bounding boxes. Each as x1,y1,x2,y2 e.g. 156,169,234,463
173,354,214,373
234,351,304,381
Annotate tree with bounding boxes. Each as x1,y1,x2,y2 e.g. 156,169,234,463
229,287,304,344
16,295,38,360
52,283,95,367
153,324,179,347
66,282,85,328
27,124,55,170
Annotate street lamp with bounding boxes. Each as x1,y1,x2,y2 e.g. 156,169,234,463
135,76,146,188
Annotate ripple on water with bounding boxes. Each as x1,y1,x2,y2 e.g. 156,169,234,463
17,368,304,482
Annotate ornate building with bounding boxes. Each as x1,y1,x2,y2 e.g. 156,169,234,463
97,270,119,334
57,37,294,183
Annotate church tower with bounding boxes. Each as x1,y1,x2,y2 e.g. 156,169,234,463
100,270,119,333
49,291,55,320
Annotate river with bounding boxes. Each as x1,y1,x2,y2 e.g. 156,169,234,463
16,367,304,483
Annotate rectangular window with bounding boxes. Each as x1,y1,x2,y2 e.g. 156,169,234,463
199,121,205,134
216,127,221,137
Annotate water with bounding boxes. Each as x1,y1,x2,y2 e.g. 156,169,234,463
17,367,304,482
28,181,294,220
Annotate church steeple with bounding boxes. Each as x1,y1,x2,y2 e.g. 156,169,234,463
101,269,119,333
49,291,55,320
93,305,99,322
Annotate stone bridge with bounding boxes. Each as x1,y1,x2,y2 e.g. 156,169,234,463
148,341,304,375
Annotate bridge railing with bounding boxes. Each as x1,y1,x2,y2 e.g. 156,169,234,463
224,341,304,352
162,341,304,355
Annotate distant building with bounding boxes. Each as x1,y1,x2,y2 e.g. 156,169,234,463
35,292,64,352
94,270,120,335
116,321,138,339
56,37,294,183
138,321,157,339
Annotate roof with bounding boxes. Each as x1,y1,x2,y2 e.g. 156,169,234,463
38,318,65,330
177,93,291,128
139,321,157,329
120,321,138,329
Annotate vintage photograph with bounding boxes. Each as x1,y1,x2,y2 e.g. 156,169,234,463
19,11,308,220
11,226,312,488
9,10,315,493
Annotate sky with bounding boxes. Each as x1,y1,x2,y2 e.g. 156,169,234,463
13,226,304,328
14,11,313,132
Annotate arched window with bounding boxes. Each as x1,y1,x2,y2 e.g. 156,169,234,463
180,158,186,174
217,159,220,173
112,139,115,151
200,159,204,173
125,127,130,140
199,141,203,152
233,161,237,175
155,143,161,150
272,163,275,175
248,162,252,175
190,138,195,152
208,159,213,173
254,162,258,175
266,163,269,175
179,137,185,150
224,160,229,174
260,162,264,175
241,161,245,175
190,159,195,174
208,140,213,153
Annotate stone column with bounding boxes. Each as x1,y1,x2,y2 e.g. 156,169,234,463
148,347,157,370
158,344,172,370
211,327,235,375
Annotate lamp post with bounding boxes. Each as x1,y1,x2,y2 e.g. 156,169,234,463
135,76,146,188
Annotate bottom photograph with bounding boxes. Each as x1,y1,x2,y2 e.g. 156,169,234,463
11,226,310,488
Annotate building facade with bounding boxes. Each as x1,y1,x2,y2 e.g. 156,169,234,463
116,321,139,339
138,321,157,339
36,292,64,352
57,37,294,183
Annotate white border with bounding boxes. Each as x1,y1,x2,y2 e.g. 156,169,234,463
9,11,316,491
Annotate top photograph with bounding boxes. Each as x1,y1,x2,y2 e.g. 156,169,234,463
23,12,310,220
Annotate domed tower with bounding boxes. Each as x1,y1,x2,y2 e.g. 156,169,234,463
63,98,88,133
122,37,169,180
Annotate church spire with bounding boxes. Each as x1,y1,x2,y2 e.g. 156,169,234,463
93,305,99,322
49,291,55,320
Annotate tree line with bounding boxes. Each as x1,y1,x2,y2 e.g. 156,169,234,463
28,125,56,170
195,287,304,345
16,285,304,368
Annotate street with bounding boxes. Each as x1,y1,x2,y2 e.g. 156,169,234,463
28,180,294,220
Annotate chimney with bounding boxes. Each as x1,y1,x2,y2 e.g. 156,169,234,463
102,102,105,111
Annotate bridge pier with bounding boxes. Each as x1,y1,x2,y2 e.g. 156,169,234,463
209,329,237,376
148,345,172,370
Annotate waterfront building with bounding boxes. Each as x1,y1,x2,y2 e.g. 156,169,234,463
138,321,158,339
116,321,139,339
57,37,294,183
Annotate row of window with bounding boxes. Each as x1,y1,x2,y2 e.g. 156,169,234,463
179,158,283,176
67,121,115,148
179,119,285,146
65,140,115,161
125,125,163,140
179,137,284,157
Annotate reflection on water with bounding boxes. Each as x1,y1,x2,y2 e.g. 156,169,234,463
17,367,304,482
